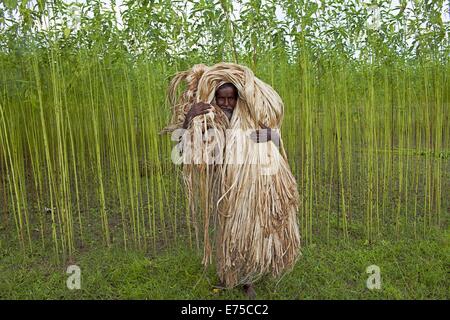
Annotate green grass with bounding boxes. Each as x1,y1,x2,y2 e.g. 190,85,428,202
1,230,448,300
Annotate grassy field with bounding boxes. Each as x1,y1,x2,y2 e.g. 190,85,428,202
1,225,448,300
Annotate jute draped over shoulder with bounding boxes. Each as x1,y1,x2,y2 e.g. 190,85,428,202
162,62,301,288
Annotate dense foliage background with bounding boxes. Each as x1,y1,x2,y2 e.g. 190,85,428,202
0,0,449,259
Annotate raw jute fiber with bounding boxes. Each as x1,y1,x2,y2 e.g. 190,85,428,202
162,62,301,288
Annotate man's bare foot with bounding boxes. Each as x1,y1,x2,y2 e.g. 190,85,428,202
213,281,226,289
243,284,256,299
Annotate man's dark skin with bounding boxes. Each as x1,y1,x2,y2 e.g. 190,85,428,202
182,83,279,299
183,83,279,144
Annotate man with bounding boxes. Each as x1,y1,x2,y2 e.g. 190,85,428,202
182,83,279,299
164,63,300,301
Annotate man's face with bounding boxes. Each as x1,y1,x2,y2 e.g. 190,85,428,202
215,85,238,121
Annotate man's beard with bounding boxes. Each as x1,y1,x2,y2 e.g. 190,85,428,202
221,108,233,121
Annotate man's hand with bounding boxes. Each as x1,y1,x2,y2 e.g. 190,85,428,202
249,122,279,144
183,102,213,129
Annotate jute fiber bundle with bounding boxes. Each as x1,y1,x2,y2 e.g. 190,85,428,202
162,62,301,288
